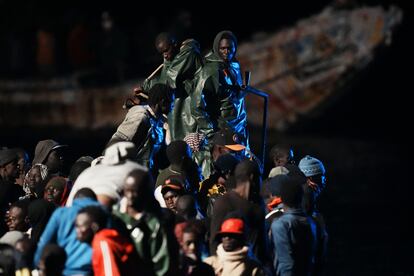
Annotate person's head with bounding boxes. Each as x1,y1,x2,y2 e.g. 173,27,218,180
75,206,108,244
211,128,245,162
234,159,261,201
33,139,67,175
298,155,326,190
74,187,97,201
0,148,20,181
38,244,67,276
43,176,68,206
180,220,206,259
270,144,295,167
6,200,29,232
14,236,35,258
68,160,91,183
280,176,304,209
147,83,174,116
213,31,237,63
161,177,186,213
0,243,15,276
176,195,197,220
155,32,179,61
261,174,289,206
166,140,191,167
216,218,245,252
213,153,240,182
25,164,49,197
268,165,290,178
123,168,154,210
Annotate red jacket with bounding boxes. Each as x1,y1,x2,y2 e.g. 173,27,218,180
92,229,140,276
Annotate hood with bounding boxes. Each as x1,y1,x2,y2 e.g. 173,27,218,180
212,30,238,60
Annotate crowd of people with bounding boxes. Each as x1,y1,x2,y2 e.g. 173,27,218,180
1,29,330,276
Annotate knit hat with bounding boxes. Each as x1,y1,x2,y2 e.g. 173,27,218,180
298,155,325,177
33,139,67,165
0,148,18,166
211,128,245,151
216,218,244,238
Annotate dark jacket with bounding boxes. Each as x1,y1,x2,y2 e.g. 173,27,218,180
271,208,315,276
143,39,204,141
192,31,249,178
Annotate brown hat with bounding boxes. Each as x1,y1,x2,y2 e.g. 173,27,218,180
0,148,18,166
211,128,245,151
33,139,67,165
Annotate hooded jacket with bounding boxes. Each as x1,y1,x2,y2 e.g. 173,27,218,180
192,31,249,178
143,38,204,141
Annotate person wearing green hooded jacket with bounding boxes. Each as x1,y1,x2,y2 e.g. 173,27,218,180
134,32,204,143
191,30,250,179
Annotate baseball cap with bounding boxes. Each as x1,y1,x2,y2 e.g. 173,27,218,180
161,176,186,195
211,128,245,151
216,218,245,239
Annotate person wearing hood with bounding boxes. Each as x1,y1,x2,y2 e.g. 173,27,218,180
192,30,249,179
132,32,204,143
20,164,49,201
32,139,68,177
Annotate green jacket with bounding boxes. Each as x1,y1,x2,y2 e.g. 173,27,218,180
192,52,248,141
192,31,249,178
114,211,172,276
143,39,204,141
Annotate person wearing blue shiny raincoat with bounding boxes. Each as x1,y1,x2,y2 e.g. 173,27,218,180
192,30,250,178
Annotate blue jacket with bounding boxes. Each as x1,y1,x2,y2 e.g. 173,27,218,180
34,198,101,275
271,208,315,276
